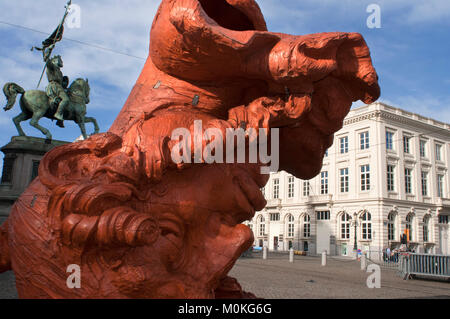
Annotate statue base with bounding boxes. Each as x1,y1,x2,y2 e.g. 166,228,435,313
0,136,69,223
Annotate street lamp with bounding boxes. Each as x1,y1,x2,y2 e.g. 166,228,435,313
352,212,360,251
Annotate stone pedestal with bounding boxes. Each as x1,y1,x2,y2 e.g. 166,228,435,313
0,136,69,223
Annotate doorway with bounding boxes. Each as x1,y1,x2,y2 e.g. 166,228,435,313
316,211,331,255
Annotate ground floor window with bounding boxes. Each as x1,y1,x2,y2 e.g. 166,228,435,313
361,211,372,240
302,214,311,238
406,213,414,241
388,212,396,241
340,213,350,239
286,214,294,237
423,215,431,242
303,241,309,252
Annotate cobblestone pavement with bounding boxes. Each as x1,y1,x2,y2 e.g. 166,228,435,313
0,271,18,299
1,253,449,299
229,253,450,299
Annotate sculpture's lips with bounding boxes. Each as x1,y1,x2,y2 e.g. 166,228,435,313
208,223,254,289
231,166,267,225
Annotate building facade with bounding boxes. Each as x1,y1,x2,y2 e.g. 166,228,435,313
246,102,450,257
0,136,69,224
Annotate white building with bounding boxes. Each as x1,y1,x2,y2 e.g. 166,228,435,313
247,102,450,257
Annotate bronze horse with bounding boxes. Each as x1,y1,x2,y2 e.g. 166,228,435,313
3,77,98,140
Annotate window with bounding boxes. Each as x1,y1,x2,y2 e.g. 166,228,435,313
303,181,310,196
31,160,40,181
340,213,351,239
302,214,311,238
406,213,414,241
320,171,328,194
437,174,444,198
340,136,348,154
324,149,328,157
360,131,369,150
405,168,412,194
423,215,430,242
386,131,394,150
439,215,449,224
340,168,349,193
273,178,279,199
316,211,330,220
435,144,442,161
420,140,427,158
360,165,370,191
387,165,395,192
286,214,294,238
361,211,372,240
1,156,15,184
257,216,265,236
287,176,295,198
403,135,411,154
421,171,428,196
270,213,280,221
261,187,265,197
388,212,396,241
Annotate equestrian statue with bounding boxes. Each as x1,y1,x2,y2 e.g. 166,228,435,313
2,0,99,140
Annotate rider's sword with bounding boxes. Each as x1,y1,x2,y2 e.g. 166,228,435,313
36,0,72,89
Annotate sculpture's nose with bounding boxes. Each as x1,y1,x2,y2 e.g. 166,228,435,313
267,32,380,104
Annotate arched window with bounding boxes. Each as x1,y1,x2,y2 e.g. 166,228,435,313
423,215,431,242
340,213,351,239
302,214,311,238
257,215,265,237
361,211,372,240
286,214,294,238
388,212,397,241
406,213,414,241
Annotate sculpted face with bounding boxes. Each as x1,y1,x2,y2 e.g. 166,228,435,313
142,163,267,298
0,0,380,299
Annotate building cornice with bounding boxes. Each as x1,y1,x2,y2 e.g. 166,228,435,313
344,103,450,138
344,110,380,126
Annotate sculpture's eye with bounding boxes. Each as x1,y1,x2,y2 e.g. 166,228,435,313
198,0,255,31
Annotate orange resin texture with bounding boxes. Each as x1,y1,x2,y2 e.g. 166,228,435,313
0,0,379,298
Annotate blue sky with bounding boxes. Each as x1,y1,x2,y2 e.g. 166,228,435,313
0,0,449,171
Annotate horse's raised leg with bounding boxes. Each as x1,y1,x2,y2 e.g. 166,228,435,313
84,117,99,135
12,112,29,136
30,113,52,140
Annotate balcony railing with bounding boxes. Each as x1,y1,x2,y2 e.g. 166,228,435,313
305,194,333,203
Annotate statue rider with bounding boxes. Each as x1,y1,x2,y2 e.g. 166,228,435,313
43,46,69,128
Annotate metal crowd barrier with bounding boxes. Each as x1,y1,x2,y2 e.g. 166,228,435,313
367,250,401,269
399,253,450,280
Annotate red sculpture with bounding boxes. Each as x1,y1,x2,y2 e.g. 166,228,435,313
0,0,379,298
